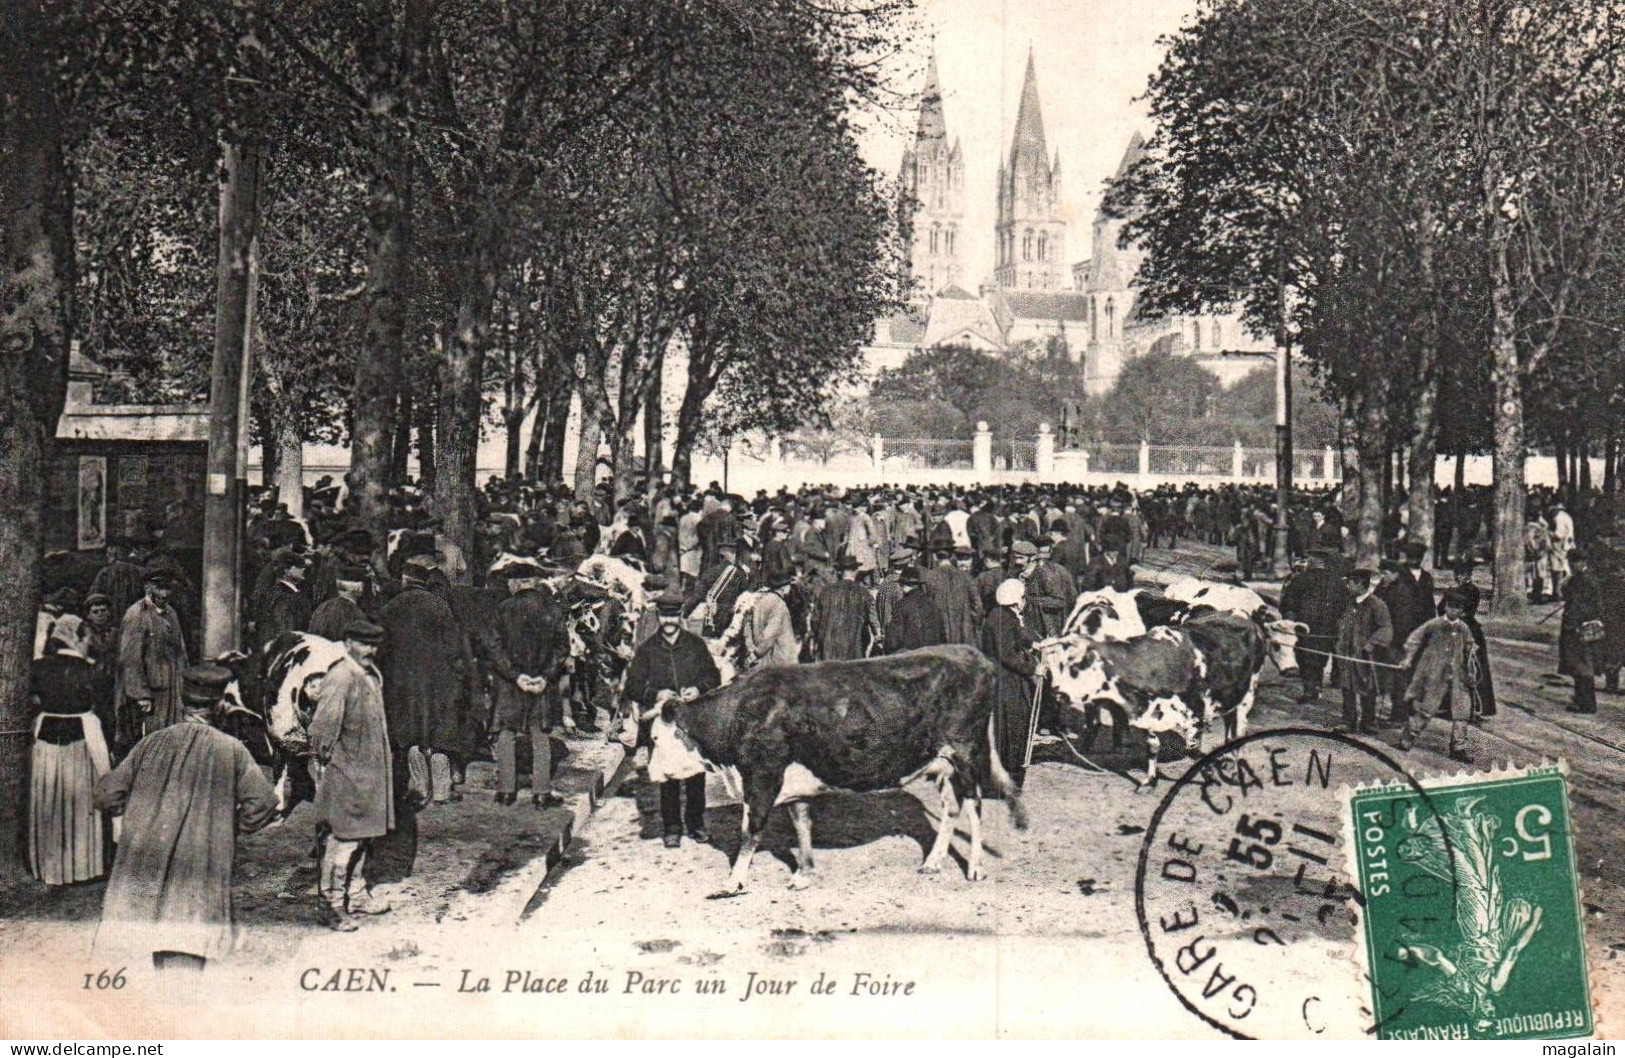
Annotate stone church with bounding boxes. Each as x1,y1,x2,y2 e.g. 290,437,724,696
869,52,1274,396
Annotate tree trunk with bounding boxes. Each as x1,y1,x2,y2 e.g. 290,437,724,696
1580,437,1593,493
669,370,708,490
1406,211,1439,568
643,355,664,501
391,388,413,485
1453,440,1468,560
1605,428,1617,496
415,380,436,491
503,406,524,480
435,239,500,584
540,382,571,485
0,5,73,876
260,408,280,491
274,413,305,519
1355,404,1386,568
1487,183,1528,618
574,383,605,500
347,0,427,541
524,387,548,481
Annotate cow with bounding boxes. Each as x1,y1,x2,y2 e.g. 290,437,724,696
256,631,350,815
1062,587,1148,641
1157,576,1306,675
576,554,648,612
666,645,1027,895
1038,608,1291,789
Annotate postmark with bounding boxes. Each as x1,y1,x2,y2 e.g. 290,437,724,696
1135,727,1446,1039
1347,761,1594,1040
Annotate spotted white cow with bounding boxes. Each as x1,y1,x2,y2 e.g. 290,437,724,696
1159,577,1306,678
1061,587,1148,641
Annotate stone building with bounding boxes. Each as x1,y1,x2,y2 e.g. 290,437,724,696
899,50,966,298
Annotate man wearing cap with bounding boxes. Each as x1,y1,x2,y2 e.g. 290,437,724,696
1098,498,1131,563
1279,549,1350,703
923,544,981,648
489,562,567,808
1024,538,1078,639
380,554,467,806
623,590,721,847
89,536,147,624
1380,543,1434,726
114,568,189,745
883,566,948,655
1333,567,1392,734
811,554,871,661
745,572,800,669
309,621,395,929
95,663,278,969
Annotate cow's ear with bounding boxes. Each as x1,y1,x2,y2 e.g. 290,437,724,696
1084,609,1104,636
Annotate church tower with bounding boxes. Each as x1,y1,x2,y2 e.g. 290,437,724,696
995,51,1065,291
899,50,965,298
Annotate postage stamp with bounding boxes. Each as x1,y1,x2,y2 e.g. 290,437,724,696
1346,762,1594,1041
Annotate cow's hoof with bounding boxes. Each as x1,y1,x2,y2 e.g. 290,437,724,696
705,886,747,901
1133,783,1157,796
787,875,811,891
918,862,943,875
966,867,986,882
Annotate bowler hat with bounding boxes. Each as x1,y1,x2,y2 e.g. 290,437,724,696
1401,540,1428,559
899,566,922,586
142,566,178,588
404,553,440,575
1011,540,1038,558
1346,566,1376,581
181,663,236,705
655,589,686,616
343,619,385,644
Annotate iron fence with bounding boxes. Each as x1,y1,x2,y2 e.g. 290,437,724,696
881,438,975,470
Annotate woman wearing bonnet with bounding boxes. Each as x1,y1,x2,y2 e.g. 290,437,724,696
30,614,115,885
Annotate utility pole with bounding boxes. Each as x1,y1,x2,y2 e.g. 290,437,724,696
202,141,262,658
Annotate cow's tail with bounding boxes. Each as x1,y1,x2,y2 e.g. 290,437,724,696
985,712,1029,831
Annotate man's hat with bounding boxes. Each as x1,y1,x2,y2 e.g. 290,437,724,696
1401,540,1428,559
899,566,922,586
1011,540,1038,558
44,586,79,609
181,663,236,705
403,553,440,576
142,565,178,587
340,528,375,552
1346,566,1377,581
656,589,686,616
496,559,545,581
1308,547,1335,559
835,553,859,572
767,570,793,589
343,619,385,644
83,592,110,610
1379,558,1402,573
953,544,974,558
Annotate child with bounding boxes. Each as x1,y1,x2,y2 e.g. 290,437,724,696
1397,588,1480,763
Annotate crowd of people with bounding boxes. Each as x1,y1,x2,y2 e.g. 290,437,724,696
21,470,1624,972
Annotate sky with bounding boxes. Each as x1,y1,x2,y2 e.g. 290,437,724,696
856,0,1201,287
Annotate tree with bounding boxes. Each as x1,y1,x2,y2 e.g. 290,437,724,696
1099,348,1223,444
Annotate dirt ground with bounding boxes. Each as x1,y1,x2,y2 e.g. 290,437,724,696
3,542,1622,1039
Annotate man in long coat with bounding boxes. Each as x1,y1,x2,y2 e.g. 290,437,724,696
1396,588,1480,762
1025,541,1078,638
1279,549,1349,703
95,664,277,969
489,562,567,808
883,566,947,654
379,554,467,805
1334,568,1393,733
309,620,395,929
1560,547,1602,714
922,545,981,647
811,555,871,661
89,537,148,625
745,573,800,669
115,568,189,746
252,550,313,652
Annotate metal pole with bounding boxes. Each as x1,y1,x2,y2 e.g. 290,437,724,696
202,141,261,658
1272,260,1293,577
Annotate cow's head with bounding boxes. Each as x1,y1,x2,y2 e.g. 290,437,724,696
1259,614,1306,675
262,632,348,754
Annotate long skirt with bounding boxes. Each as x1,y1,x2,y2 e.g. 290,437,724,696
30,713,111,885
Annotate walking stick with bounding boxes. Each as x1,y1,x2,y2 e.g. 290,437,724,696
1023,674,1045,770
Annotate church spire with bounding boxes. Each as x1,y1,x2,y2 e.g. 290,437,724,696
1010,47,1046,159
917,47,947,142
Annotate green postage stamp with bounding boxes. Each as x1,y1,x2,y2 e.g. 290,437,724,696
1347,761,1594,1040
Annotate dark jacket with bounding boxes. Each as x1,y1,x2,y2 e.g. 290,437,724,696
489,586,568,732
1560,569,1602,678
623,629,721,712
379,585,467,749
812,579,871,661
883,588,947,655
1334,593,1393,697
981,604,1037,774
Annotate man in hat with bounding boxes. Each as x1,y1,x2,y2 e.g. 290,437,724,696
115,568,189,746
1081,537,1133,594
883,566,948,655
310,565,371,641
759,517,796,587
923,544,981,648
687,540,747,639
1380,545,1434,726
95,663,278,969
489,561,567,808
1333,567,1392,734
89,536,148,624
847,496,879,574
745,572,800,670
1396,588,1481,762
623,589,721,846
309,620,395,929
1560,547,1602,714
1525,507,1553,602
1552,501,1576,583
1050,518,1091,586
1024,537,1078,639
811,554,871,661
1279,549,1351,703
1098,498,1131,563
380,553,468,806
252,549,313,652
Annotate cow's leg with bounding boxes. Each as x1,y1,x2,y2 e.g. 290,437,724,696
787,800,814,890
1138,733,1161,792
919,770,959,874
963,790,985,881
718,770,781,897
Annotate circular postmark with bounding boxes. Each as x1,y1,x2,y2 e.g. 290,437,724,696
1134,728,1448,1040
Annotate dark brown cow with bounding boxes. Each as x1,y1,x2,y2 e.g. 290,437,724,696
668,645,1027,894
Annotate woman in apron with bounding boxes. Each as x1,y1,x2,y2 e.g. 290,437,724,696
30,615,114,885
